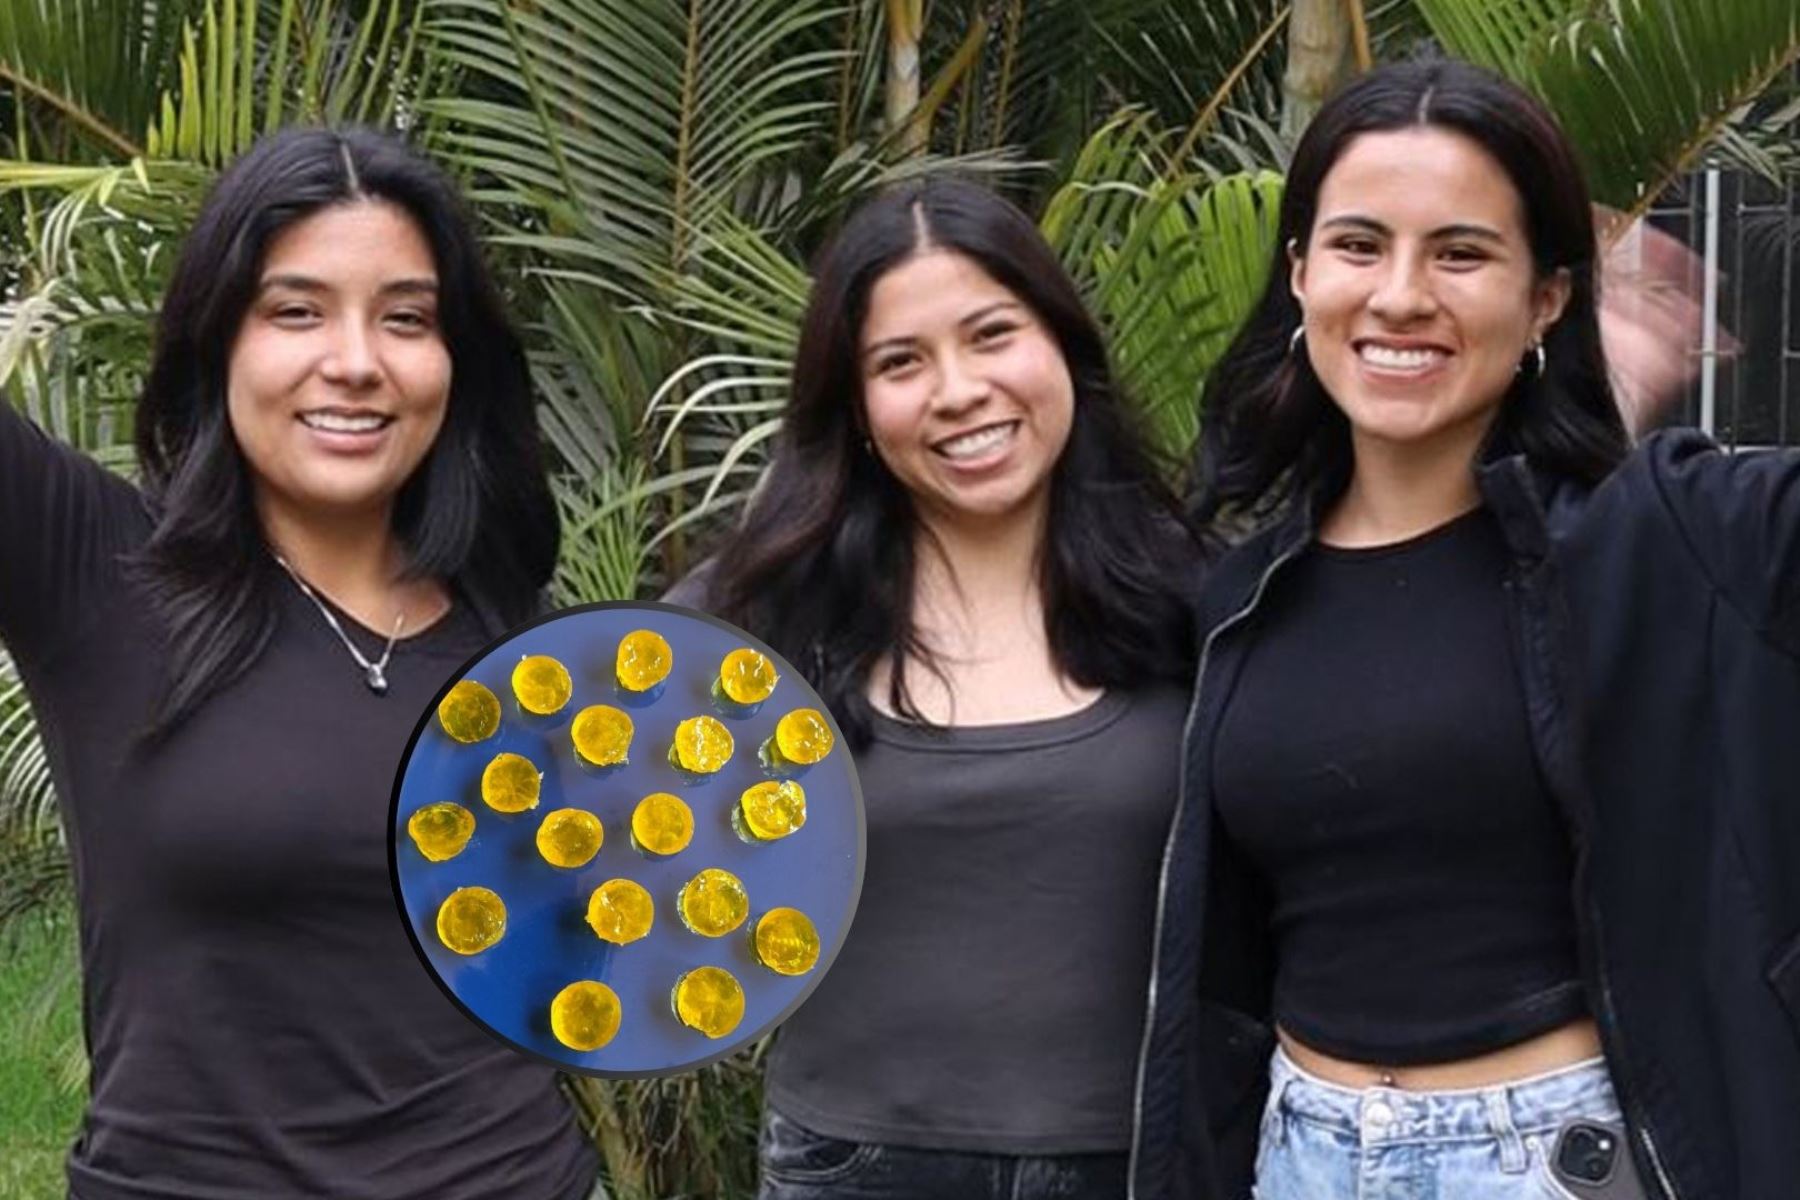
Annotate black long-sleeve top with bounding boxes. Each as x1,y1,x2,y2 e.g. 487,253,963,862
0,404,597,1200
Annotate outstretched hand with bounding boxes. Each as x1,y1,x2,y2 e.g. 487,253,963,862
1597,207,1737,438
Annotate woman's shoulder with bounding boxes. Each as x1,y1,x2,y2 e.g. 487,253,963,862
660,557,719,612
1557,428,1800,650
1185,508,1304,628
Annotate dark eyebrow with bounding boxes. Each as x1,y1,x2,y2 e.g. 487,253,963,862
959,300,1024,327
1317,215,1505,244
861,300,1027,360
257,274,439,297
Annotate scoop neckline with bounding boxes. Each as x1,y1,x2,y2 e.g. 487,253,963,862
867,688,1131,752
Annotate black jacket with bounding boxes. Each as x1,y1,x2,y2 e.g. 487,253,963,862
1128,430,1800,1200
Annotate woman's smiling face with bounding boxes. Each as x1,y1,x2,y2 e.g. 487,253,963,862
857,248,1075,529
227,199,451,530
1291,125,1570,466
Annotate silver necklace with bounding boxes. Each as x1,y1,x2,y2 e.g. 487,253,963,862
273,554,405,695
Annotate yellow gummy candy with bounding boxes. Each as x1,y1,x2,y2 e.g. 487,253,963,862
586,878,654,945
407,802,475,862
481,752,541,813
572,705,634,767
672,966,745,1039
437,886,506,955
678,868,748,937
671,715,733,773
774,708,834,765
616,629,673,692
718,648,778,705
738,780,806,842
438,680,501,743
631,792,694,856
536,808,603,868
550,980,622,1051
512,655,573,715
753,908,821,976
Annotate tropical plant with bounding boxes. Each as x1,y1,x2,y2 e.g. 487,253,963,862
3,1,1798,1195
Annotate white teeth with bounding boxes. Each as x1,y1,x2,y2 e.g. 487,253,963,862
1358,344,1445,371
936,422,1016,460
301,412,389,433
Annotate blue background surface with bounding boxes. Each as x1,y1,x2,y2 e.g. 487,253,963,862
391,602,864,1077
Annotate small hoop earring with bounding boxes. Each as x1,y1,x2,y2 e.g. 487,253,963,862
860,436,873,455
1288,326,1306,356
1518,342,1546,379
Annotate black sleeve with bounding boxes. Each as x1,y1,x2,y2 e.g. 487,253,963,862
0,403,146,661
1640,429,1800,654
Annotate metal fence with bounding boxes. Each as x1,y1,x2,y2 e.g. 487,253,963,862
1647,167,1799,449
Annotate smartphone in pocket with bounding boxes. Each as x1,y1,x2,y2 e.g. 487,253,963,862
1548,1120,1650,1200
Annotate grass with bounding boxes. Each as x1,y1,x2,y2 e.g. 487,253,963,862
0,904,84,1200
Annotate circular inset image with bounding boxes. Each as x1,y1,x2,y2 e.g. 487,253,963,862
390,601,864,1077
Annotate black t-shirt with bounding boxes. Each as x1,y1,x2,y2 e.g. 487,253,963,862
763,686,1188,1154
0,406,598,1199
1212,506,1585,1064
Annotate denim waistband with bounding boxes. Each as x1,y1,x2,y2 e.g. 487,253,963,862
1267,1045,1621,1148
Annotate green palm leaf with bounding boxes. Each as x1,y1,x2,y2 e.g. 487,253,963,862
1415,0,1800,216
0,0,193,160
1043,113,1284,459
420,0,846,304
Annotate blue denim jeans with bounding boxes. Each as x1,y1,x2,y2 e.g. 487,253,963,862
757,1108,1128,1200
1253,1046,1625,1199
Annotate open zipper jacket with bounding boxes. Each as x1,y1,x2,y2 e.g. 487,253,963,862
1128,428,1800,1200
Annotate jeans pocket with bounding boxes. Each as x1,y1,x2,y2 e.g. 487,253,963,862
1529,1136,1584,1200
759,1108,881,1186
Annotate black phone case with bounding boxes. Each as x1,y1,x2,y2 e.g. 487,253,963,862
1547,1120,1651,1200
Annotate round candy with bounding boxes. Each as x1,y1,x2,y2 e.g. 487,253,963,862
437,886,506,955
407,802,475,862
631,792,694,857
718,648,778,705
480,752,541,813
549,980,622,1051
536,808,603,868
437,680,500,744
586,878,655,945
616,629,673,692
738,780,806,842
671,715,733,774
671,966,745,1039
774,708,834,765
512,654,573,715
677,868,748,937
753,908,820,976
572,705,634,767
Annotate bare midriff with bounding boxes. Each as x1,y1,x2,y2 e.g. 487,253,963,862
1279,1018,1605,1090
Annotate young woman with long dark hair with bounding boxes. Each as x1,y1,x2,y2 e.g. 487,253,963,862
1130,59,1799,1200
669,177,1204,1199
0,128,600,1199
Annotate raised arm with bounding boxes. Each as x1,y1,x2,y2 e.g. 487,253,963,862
0,402,144,657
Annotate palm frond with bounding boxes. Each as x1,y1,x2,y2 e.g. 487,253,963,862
421,0,847,304
144,0,428,165
1042,113,1284,459
0,0,195,160
1416,0,1800,216
0,649,68,926
549,465,654,604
